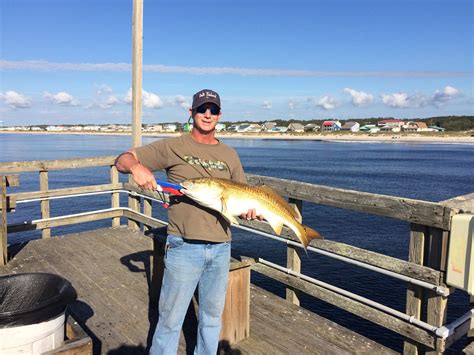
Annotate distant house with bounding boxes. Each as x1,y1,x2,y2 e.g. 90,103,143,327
321,121,342,132
403,121,430,132
271,126,288,133
304,123,320,132
359,125,380,133
380,125,401,133
261,122,276,132
215,123,226,132
429,125,446,132
236,124,261,133
287,123,305,132
46,125,66,131
162,124,177,132
144,124,163,132
341,122,360,132
378,119,404,128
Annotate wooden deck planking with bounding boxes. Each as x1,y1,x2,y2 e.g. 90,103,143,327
1,227,396,354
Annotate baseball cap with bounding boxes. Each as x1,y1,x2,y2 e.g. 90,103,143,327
192,89,221,109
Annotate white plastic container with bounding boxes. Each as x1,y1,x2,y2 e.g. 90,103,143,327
0,313,65,354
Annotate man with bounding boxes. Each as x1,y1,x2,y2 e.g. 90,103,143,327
115,89,258,355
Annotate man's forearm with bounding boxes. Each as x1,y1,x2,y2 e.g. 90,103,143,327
115,151,140,173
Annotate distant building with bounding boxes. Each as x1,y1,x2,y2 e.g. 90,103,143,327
236,124,261,133
271,126,288,133
261,122,276,132
429,126,445,132
287,123,305,132
215,123,226,132
162,124,177,132
321,121,342,132
378,119,404,128
144,124,163,132
341,122,360,132
304,123,320,132
403,121,431,132
359,125,380,133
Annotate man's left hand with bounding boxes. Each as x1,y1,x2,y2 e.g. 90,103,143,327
240,209,264,221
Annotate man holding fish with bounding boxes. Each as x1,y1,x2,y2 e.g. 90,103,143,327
115,89,260,355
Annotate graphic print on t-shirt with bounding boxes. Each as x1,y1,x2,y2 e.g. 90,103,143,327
184,155,229,172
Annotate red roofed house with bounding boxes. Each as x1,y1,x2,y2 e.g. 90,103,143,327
321,120,342,132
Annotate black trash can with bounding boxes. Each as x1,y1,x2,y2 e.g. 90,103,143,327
0,273,77,353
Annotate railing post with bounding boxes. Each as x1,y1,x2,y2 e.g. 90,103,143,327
110,165,120,227
39,170,51,238
143,198,152,232
128,176,141,230
286,198,302,305
425,227,449,355
404,223,426,354
1,176,7,265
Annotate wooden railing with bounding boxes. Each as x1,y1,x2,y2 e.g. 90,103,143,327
1,156,473,354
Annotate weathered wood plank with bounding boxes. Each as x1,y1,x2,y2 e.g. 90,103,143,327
12,183,123,202
247,174,452,230
426,227,449,354
286,198,302,306
0,195,16,211
0,156,116,173
252,261,436,348
40,170,51,238
239,218,442,285
1,177,7,265
5,175,20,187
404,224,426,355
127,177,140,231
440,192,474,214
110,166,120,228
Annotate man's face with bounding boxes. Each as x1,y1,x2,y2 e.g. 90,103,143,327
190,103,222,133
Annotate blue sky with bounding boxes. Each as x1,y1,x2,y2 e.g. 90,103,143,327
0,0,473,125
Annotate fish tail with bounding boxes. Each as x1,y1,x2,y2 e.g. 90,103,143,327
296,224,322,251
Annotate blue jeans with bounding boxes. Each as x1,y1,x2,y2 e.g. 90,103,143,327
150,235,231,355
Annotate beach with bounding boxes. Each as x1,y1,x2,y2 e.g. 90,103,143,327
1,130,473,144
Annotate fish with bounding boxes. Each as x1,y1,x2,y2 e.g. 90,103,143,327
180,177,322,250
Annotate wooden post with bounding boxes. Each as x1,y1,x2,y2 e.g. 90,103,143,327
128,0,143,231
404,223,426,355
110,165,120,227
143,198,152,232
425,227,449,355
132,0,143,149
220,261,251,345
0,176,7,265
286,198,302,305
39,170,51,238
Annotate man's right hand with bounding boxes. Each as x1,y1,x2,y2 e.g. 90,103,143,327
130,163,158,190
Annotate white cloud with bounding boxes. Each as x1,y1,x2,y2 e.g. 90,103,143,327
317,96,337,110
262,100,272,109
382,86,460,108
288,100,295,110
99,95,119,109
175,95,189,110
343,88,374,106
0,90,32,109
44,91,79,106
2,60,471,78
432,85,459,105
124,89,163,109
95,84,113,95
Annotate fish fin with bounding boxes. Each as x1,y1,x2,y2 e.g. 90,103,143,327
259,185,302,222
220,196,239,225
265,214,284,236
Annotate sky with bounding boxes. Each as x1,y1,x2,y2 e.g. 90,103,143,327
0,0,473,125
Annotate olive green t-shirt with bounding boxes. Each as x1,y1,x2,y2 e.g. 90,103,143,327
134,134,246,242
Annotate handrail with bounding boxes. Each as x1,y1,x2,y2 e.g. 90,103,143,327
1,156,473,352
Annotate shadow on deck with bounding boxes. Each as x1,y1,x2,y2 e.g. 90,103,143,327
0,227,395,354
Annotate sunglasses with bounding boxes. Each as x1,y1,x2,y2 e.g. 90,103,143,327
196,104,220,115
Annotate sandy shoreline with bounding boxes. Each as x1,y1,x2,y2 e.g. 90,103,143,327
1,130,473,144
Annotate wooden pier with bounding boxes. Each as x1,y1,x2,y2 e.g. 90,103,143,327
1,156,473,354
0,227,394,354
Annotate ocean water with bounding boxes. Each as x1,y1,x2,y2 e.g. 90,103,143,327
1,133,473,352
